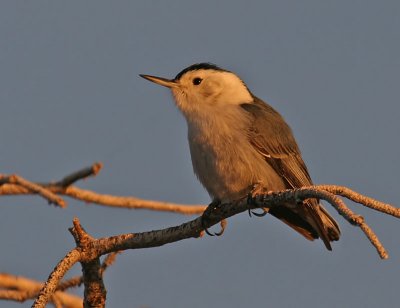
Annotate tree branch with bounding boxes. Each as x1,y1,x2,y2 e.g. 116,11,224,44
0,174,65,207
0,273,82,308
31,183,399,307
56,252,120,292
0,163,205,214
0,252,120,308
52,162,103,187
32,249,82,308
315,185,400,218
2,164,398,306
69,218,107,308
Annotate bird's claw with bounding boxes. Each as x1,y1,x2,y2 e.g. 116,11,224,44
202,218,226,237
202,220,215,236
248,182,269,218
214,219,227,236
201,200,227,236
249,209,268,217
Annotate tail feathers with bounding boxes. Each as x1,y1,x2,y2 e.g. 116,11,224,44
318,205,341,242
269,200,340,251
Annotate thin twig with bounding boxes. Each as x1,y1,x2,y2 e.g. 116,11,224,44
0,183,205,214
316,185,400,218
63,186,206,214
0,163,205,214
0,175,65,207
0,273,82,307
56,276,83,292
251,188,389,259
32,249,81,308
100,252,121,273
56,252,120,292
53,162,103,187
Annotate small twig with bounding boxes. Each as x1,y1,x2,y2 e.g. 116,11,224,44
56,252,120,292
316,185,400,218
100,252,120,274
63,186,206,214
0,175,65,207
53,162,103,187
69,217,94,250
0,163,205,214
251,188,389,259
32,249,81,308
0,273,82,307
55,252,120,293
56,276,83,292
51,294,62,308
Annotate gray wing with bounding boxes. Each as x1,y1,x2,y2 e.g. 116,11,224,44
241,97,337,250
240,97,313,189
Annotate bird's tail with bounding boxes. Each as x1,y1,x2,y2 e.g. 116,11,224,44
269,200,341,250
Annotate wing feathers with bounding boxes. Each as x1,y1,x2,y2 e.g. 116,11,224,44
241,97,340,249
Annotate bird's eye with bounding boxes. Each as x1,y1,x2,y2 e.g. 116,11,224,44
192,77,202,85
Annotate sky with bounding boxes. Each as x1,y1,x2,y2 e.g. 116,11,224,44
1,1,400,307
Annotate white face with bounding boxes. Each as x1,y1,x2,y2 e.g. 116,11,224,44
171,69,253,115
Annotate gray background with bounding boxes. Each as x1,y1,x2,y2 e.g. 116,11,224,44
1,1,400,307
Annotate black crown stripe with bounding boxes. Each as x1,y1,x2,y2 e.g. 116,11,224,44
174,63,227,80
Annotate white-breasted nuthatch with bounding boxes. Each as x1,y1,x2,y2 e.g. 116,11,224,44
140,63,340,250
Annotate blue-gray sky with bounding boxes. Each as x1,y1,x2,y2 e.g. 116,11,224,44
1,1,400,307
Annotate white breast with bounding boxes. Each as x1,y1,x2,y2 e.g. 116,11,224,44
186,104,285,202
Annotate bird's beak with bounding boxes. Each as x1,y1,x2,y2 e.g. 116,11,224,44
140,74,178,88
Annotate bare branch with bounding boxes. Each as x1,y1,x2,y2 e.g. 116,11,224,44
85,187,393,260
315,185,400,218
0,163,205,214
0,273,82,307
31,183,399,306
70,218,107,308
32,249,81,308
52,162,103,187
62,186,206,214
56,275,83,292
56,252,120,292
2,164,398,306
0,174,65,207
81,258,106,308
251,187,389,259
100,252,120,273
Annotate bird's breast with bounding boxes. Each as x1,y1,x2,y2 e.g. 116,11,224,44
186,106,283,202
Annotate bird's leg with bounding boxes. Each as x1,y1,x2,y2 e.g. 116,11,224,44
201,200,227,236
248,181,269,217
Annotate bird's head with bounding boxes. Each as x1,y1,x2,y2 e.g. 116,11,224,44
140,63,253,116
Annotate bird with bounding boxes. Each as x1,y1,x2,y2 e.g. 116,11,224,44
140,63,340,250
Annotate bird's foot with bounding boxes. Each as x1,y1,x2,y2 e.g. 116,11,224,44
250,181,268,198
248,208,268,217
201,200,227,236
248,182,270,217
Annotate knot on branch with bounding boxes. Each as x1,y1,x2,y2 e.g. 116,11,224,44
69,218,98,262
351,215,365,225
